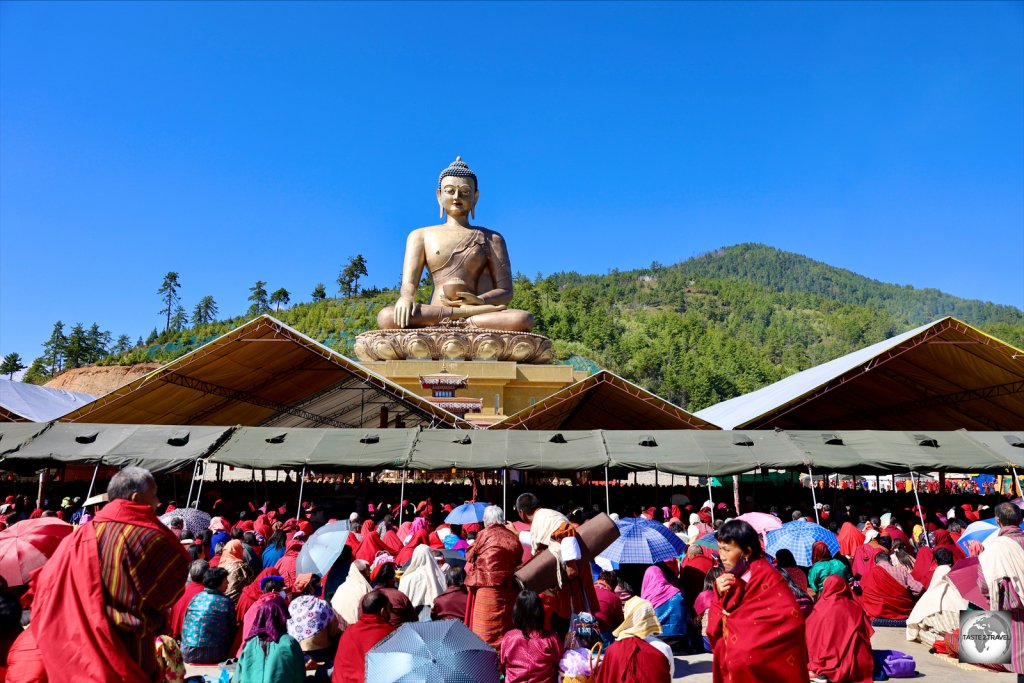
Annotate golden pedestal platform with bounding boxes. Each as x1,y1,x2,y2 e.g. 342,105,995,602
354,324,553,364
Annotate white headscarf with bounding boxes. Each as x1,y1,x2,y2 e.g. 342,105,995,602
880,513,892,529
398,544,445,608
330,560,371,627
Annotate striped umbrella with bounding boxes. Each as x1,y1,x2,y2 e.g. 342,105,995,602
765,521,840,567
693,532,719,555
598,517,687,565
0,518,74,587
366,619,498,683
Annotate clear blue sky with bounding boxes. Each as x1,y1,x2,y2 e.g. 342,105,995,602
2,1,1022,363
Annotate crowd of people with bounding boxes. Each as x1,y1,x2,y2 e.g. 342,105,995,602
0,465,1022,683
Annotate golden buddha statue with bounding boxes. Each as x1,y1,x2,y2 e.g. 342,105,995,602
357,158,550,363
376,157,534,333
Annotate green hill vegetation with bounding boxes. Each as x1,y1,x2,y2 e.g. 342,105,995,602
24,244,1024,412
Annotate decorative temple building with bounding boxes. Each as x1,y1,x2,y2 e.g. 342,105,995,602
418,369,483,420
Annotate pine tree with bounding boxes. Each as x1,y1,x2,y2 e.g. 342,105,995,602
22,357,50,385
0,352,26,379
112,334,133,355
170,305,187,332
269,288,291,311
146,328,159,344
85,323,110,363
311,283,327,302
337,255,368,296
64,323,87,369
158,272,181,332
192,295,218,326
42,321,67,376
248,281,270,316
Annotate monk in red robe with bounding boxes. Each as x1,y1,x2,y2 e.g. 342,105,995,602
806,575,875,683
707,519,810,683
332,591,395,683
28,467,190,683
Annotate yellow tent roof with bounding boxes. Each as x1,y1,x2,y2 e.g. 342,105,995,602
60,316,472,429
488,370,719,431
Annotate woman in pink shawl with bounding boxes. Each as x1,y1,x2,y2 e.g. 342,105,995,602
640,565,686,642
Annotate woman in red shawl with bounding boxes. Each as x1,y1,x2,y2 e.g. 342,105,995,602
707,519,809,683
932,529,966,563
394,517,430,566
837,522,865,558
806,575,874,683
355,520,389,563
464,505,523,648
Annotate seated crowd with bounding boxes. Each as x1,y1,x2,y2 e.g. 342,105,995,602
0,467,1022,683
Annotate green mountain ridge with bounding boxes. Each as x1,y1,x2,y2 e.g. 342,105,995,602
26,244,1024,412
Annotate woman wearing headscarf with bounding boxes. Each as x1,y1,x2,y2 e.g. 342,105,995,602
355,520,389,563
906,548,965,646
221,539,255,603
394,517,430,566
287,574,341,664
331,560,372,628
639,565,686,648
236,596,305,683
274,533,306,591
397,545,446,620
464,505,523,648
369,555,417,628
807,543,851,596
851,530,884,580
805,575,874,683
595,597,672,683
837,522,864,558
932,529,966,563
236,574,286,657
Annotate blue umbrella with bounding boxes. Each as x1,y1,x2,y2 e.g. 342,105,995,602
445,502,490,526
598,517,687,565
956,519,998,554
297,520,350,575
366,619,498,683
694,532,719,554
765,521,840,567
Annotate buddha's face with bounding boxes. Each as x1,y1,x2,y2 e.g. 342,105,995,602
437,176,478,218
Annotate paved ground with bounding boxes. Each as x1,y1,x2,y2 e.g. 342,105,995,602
671,626,1018,682
187,626,1018,681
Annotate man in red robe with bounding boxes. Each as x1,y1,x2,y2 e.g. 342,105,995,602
332,591,395,683
859,553,917,621
27,467,190,683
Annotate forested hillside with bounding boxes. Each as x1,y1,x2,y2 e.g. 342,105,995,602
25,244,1024,412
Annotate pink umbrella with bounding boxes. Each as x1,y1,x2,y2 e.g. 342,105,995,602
0,518,74,587
735,512,783,536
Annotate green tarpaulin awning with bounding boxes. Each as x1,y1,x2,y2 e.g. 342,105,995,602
208,427,417,470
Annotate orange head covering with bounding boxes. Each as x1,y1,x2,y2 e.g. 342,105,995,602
221,539,245,566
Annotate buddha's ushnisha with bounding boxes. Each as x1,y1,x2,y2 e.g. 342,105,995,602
377,157,534,332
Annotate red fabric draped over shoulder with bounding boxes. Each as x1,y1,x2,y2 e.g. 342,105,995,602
806,575,874,683
707,558,810,683
356,521,389,563
859,564,915,620
595,637,670,683
838,523,865,557
394,529,429,566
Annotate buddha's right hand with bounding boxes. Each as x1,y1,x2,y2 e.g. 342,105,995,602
394,296,416,328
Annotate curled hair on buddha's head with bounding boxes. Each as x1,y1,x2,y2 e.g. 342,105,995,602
438,156,477,190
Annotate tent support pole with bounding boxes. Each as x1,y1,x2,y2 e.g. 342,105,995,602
910,471,928,546
295,465,308,520
1013,466,1023,499
399,469,407,526
502,468,507,515
733,474,740,514
707,478,714,524
186,459,200,508
84,463,100,507
194,461,206,508
808,465,820,524
604,465,610,513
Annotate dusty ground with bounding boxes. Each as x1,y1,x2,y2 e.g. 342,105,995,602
44,362,159,396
